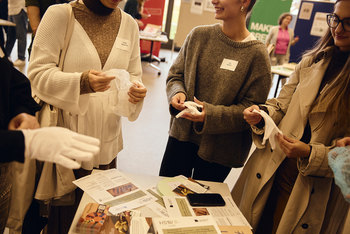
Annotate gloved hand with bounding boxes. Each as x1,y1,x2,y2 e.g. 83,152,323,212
22,127,100,169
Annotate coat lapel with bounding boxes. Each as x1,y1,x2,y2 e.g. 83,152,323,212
296,57,331,127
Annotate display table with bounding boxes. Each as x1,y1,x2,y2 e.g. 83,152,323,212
271,64,295,97
68,171,232,234
139,34,168,76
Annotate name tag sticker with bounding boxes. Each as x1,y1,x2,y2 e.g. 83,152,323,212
220,59,238,71
0,48,4,58
115,38,131,52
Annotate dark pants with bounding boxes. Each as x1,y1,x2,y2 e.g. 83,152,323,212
159,137,231,182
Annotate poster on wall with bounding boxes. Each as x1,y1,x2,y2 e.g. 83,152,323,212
290,0,334,63
191,0,204,15
248,0,293,43
299,2,313,20
310,12,328,37
204,0,215,12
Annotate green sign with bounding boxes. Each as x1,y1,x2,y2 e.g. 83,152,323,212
249,0,294,43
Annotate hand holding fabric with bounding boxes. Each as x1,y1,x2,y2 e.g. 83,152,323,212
22,127,100,169
253,109,283,150
243,105,261,125
8,113,40,130
176,98,205,122
276,133,310,158
170,92,186,111
88,69,115,92
337,137,350,147
128,82,147,104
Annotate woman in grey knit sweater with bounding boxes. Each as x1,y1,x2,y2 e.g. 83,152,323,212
159,0,271,182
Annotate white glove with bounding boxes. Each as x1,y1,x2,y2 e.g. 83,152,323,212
22,127,100,169
176,101,203,118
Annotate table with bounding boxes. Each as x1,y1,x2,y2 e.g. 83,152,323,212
271,65,294,97
139,34,168,76
68,171,232,234
0,19,16,27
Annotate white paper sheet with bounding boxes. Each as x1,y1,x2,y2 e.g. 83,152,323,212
73,169,157,215
162,196,252,228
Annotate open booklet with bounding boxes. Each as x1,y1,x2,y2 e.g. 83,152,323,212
73,169,157,215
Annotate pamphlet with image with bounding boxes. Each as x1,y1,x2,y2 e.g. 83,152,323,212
73,169,157,215
162,196,251,228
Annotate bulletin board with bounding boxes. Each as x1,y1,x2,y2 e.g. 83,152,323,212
289,0,334,63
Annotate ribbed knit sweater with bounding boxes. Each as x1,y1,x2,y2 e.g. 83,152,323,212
28,3,143,169
167,24,271,167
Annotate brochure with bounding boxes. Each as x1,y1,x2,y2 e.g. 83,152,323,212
73,169,157,215
153,216,221,234
162,195,251,228
145,187,169,217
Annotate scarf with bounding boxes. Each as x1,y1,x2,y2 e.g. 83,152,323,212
83,0,114,15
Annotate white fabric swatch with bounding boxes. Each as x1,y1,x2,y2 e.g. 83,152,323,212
253,109,283,150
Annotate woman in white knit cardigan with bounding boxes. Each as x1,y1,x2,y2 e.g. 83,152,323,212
26,0,147,233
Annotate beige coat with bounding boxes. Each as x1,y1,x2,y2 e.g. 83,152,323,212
232,47,349,234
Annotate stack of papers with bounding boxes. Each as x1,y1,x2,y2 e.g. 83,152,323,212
73,170,252,234
139,24,161,38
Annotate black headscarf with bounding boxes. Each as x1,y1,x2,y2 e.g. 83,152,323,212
83,0,114,15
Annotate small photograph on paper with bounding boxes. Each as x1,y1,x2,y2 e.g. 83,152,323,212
107,182,138,197
192,207,209,216
172,184,196,196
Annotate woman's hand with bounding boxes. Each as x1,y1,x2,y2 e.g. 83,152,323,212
8,113,40,130
88,70,115,92
243,105,261,125
336,137,350,147
276,133,311,158
170,93,186,111
180,97,205,122
128,82,147,104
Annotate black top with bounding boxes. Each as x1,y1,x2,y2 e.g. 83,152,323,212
123,0,141,19
0,44,41,163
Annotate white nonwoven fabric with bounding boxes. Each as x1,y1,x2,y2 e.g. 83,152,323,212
253,109,283,150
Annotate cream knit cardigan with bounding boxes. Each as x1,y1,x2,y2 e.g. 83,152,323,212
28,4,143,169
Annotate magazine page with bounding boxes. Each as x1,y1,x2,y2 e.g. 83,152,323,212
73,169,157,215
162,196,251,228
145,187,169,217
153,216,221,234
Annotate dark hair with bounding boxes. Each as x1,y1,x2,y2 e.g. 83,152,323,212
247,0,257,14
303,0,350,131
278,13,293,25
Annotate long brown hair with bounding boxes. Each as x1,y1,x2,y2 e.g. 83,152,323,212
303,0,350,130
